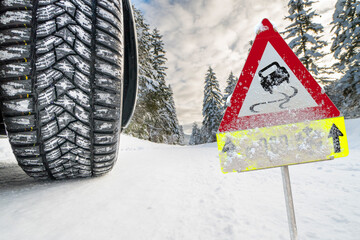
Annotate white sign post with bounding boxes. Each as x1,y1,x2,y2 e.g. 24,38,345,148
281,166,298,240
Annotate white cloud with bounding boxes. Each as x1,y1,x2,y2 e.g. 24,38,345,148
132,0,337,128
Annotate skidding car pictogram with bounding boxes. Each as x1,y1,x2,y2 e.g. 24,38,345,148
259,62,290,94
0,0,138,179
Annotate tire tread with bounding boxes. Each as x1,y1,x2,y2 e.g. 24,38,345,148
0,0,124,179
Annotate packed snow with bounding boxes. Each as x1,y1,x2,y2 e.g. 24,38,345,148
255,22,269,34
0,118,359,240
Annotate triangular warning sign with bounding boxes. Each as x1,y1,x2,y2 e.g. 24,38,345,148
219,19,340,133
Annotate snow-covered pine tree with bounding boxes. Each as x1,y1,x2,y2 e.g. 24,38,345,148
155,85,184,144
165,86,184,145
282,0,328,81
201,67,223,143
150,28,184,144
326,0,360,118
222,72,237,109
189,122,201,145
151,28,167,81
126,9,184,144
178,125,185,145
331,0,359,71
125,7,158,140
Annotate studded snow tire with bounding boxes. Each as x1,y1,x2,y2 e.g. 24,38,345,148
0,0,125,179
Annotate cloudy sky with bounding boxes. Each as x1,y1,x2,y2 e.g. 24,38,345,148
131,0,337,132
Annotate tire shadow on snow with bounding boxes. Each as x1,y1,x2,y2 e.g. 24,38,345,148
0,162,39,191
0,162,97,192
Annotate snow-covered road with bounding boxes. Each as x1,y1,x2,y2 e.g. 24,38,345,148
1,118,359,240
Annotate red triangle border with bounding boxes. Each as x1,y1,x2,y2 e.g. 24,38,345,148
219,19,340,133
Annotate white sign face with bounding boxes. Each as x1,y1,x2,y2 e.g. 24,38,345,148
238,42,318,117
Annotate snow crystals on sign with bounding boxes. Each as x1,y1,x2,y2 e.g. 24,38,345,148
216,18,349,173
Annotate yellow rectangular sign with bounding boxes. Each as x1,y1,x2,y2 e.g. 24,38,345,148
216,117,348,173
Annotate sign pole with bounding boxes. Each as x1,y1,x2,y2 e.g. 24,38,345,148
281,166,298,240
